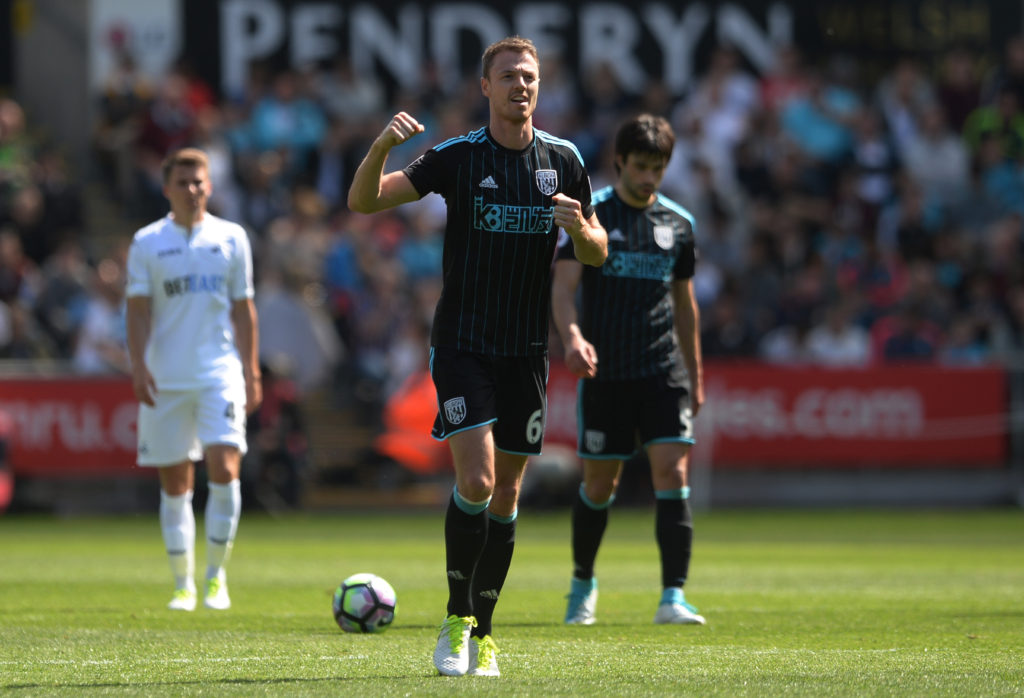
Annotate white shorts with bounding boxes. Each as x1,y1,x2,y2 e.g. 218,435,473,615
136,382,247,466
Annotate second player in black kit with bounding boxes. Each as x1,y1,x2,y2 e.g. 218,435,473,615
552,113,706,628
563,185,696,384
348,36,607,677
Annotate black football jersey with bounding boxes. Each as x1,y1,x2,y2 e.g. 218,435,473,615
404,127,594,356
556,185,696,382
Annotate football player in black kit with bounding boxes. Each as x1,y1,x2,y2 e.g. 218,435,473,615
552,113,707,628
348,36,607,677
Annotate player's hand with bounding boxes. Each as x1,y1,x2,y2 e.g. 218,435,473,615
131,367,158,407
565,336,598,379
552,193,585,237
378,111,425,149
690,375,705,417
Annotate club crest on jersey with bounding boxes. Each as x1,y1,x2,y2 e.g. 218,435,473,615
535,169,558,195
653,225,674,250
584,429,606,453
444,397,467,425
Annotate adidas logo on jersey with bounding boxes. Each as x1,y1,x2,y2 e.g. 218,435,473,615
479,175,498,189
608,228,627,242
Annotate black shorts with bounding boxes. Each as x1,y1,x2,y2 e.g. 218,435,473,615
430,347,549,455
577,376,694,459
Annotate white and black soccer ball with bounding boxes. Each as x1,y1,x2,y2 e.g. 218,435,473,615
332,573,397,633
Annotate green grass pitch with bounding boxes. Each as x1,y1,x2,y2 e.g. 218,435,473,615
1,508,1022,696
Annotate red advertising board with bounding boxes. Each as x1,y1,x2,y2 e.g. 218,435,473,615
0,377,141,476
545,361,1008,468
1,363,1009,476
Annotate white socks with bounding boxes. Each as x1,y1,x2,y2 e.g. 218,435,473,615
205,479,242,582
160,480,242,591
160,489,196,591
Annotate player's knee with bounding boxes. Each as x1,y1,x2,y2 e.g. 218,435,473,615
650,467,686,492
491,480,520,509
582,479,617,506
457,472,494,502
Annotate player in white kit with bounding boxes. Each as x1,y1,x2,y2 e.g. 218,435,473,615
126,148,262,611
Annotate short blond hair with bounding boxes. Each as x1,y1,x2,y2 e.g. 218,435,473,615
481,36,539,79
161,147,209,184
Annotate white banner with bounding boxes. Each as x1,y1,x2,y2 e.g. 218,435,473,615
89,0,182,89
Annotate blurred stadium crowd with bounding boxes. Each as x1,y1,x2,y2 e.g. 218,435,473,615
4,37,1024,415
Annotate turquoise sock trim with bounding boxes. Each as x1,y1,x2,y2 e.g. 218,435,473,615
579,484,615,510
655,486,690,500
488,509,517,524
571,576,597,592
660,587,684,605
453,486,491,515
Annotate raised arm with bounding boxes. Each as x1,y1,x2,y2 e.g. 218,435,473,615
347,112,425,213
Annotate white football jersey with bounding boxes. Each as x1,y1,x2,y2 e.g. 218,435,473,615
126,213,254,390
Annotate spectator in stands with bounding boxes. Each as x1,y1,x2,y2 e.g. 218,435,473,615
1002,283,1024,355
532,52,580,135
878,302,941,362
973,132,1024,219
133,73,198,218
0,228,38,305
256,262,343,396
31,239,92,358
0,97,31,193
242,357,309,509
758,317,810,365
936,45,982,133
939,313,993,365
396,205,443,283
93,50,153,203
902,104,971,213
315,56,386,124
963,84,1024,161
875,57,935,158
701,286,759,358
190,104,244,224
0,299,54,359
673,44,760,190
311,118,351,214
804,296,871,367
850,108,901,225
248,70,328,182
72,254,129,374
982,34,1024,107
780,64,860,167
761,44,811,113
876,174,944,262
236,150,292,237
262,186,333,286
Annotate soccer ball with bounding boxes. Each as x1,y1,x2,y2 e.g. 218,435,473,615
332,573,397,633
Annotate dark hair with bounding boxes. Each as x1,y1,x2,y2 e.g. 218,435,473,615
614,114,675,169
481,36,539,79
161,147,209,184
